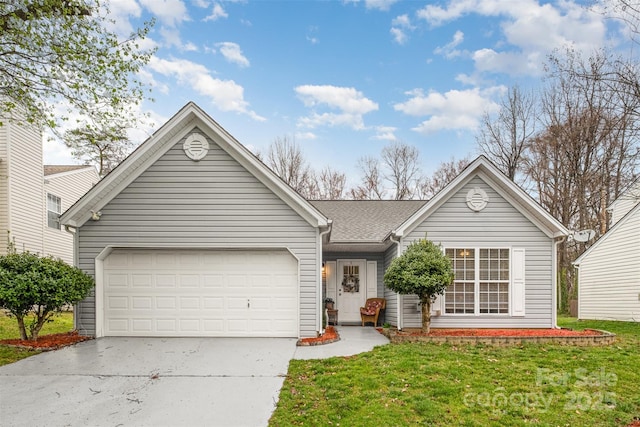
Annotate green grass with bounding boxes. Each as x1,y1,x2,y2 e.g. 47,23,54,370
270,318,640,426
0,311,75,366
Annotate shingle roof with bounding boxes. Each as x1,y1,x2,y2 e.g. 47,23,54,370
310,200,426,242
44,165,91,176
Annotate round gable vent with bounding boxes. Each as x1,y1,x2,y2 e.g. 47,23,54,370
466,187,489,212
183,133,209,161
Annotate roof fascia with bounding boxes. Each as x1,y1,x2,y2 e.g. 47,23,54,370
61,102,327,229
574,200,640,265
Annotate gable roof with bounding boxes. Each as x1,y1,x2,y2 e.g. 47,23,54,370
44,165,95,177
394,156,569,239
311,200,425,243
574,200,640,265
61,102,328,229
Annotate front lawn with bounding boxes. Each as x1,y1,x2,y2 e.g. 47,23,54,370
270,318,640,426
0,311,74,366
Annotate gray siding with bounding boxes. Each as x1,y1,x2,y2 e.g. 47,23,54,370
0,123,8,246
76,126,319,337
403,175,555,328
383,244,399,326
578,207,640,322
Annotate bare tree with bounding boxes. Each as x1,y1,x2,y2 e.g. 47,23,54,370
526,48,640,311
417,157,470,199
312,167,347,199
476,85,537,181
381,142,422,200
265,135,313,197
349,156,386,200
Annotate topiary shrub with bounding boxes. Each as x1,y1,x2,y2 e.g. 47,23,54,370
0,252,94,341
384,238,454,333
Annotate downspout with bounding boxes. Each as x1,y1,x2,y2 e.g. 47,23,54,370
389,234,403,330
64,225,80,332
317,220,332,335
552,236,566,329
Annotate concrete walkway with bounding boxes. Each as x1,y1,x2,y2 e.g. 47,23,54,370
294,326,390,360
0,327,388,427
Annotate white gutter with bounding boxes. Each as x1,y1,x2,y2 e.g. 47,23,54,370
552,236,566,329
317,220,333,334
389,234,403,330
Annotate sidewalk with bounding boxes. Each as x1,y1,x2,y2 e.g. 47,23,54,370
293,326,390,360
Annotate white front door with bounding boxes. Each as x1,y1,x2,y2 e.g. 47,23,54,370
337,260,367,322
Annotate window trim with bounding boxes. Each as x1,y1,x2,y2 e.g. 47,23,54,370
444,247,511,317
47,193,62,230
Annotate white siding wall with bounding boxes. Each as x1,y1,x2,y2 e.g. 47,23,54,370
43,168,98,263
0,120,43,255
76,127,319,337
0,124,8,250
610,183,640,226
579,207,640,322
403,175,555,328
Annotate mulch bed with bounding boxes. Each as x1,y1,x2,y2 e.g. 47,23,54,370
297,326,340,346
396,328,605,337
0,331,92,351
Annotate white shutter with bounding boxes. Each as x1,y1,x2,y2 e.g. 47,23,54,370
511,248,526,317
326,261,337,302
366,261,377,298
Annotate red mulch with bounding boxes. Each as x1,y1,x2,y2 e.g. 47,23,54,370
298,326,339,345
0,331,92,350
395,328,604,337
627,419,640,427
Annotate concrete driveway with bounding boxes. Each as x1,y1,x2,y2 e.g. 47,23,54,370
0,337,298,427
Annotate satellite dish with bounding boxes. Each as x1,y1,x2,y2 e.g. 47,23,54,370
573,229,596,243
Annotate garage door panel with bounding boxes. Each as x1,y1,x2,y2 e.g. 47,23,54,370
103,249,298,337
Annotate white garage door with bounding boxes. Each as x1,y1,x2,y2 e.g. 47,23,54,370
103,249,298,337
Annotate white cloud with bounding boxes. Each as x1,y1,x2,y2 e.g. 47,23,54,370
204,3,228,21
391,14,415,45
102,0,142,36
139,0,189,27
416,0,607,76
434,30,465,59
295,85,378,130
365,0,399,11
148,57,265,121
372,125,398,141
394,87,503,134
193,0,209,8
295,132,317,140
216,42,250,67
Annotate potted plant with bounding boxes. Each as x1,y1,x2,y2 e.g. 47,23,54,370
324,297,335,310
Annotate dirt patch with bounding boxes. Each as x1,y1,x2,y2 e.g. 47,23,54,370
297,326,340,346
0,331,92,351
398,328,605,337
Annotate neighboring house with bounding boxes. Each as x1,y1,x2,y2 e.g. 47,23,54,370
574,181,640,322
0,114,98,262
44,165,100,264
61,103,569,339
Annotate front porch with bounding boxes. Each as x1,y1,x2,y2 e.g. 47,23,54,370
293,326,390,360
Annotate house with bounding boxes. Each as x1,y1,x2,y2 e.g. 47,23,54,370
61,102,569,339
574,181,640,322
44,165,100,264
0,114,98,262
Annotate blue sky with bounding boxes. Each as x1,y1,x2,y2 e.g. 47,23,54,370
44,0,630,188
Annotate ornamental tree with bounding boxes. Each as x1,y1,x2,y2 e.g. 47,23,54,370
0,0,154,137
0,252,94,341
383,238,453,333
